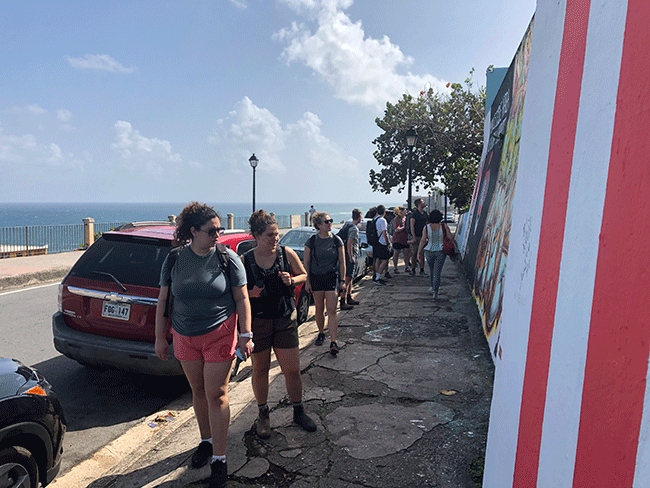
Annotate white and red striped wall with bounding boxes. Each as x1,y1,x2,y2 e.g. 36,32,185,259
484,0,650,486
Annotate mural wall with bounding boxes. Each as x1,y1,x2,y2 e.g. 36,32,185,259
481,0,650,486
457,21,533,359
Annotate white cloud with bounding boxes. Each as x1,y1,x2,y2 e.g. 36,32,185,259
276,0,448,109
0,130,83,170
66,54,135,73
57,110,72,122
209,96,358,177
230,0,247,8
27,104,47,115
111,121,182,175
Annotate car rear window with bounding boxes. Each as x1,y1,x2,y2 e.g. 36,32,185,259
279,230,315,248
69,236,171,288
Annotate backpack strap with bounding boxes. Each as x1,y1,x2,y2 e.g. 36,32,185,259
163,247,181,318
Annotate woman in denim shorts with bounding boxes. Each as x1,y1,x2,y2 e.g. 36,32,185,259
243,210,317,439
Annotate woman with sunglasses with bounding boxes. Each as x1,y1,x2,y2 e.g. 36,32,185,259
304,212,346,356
155,202,252,488
242,210,317,439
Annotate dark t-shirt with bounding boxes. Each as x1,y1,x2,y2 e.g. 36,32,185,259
411,209,428,237
243,247,295,319
306,234,343,275
159,245,247,337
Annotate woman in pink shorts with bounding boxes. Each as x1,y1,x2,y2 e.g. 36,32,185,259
155,202,252,488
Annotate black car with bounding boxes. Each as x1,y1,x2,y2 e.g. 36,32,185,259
0,358,66,488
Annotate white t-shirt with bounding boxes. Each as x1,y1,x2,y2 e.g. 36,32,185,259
376,217,388,245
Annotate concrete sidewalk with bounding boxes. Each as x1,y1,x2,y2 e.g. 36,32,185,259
1,249,494,487
41,253,493,488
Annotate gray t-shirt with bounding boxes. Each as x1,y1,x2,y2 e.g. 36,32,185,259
160,245,247,337
306,234,343,275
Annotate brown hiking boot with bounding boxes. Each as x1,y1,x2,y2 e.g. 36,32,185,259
256,405,271,439
346,295,360,305
340,298,354,310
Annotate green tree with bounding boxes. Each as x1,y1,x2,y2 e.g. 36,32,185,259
370,71,485,212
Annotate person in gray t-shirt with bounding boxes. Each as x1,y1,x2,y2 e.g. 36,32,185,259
154,202,252,487
304,212,346,357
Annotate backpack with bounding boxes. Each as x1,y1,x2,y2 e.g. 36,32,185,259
163,243,230,318
366,217,380,247
336,221,353,245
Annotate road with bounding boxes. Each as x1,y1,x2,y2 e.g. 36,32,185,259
0,282,189,476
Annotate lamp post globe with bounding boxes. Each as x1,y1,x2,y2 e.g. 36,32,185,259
249,153,259,213
405,128,417,211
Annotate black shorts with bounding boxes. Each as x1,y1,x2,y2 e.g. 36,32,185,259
345,258,356,278
310,271,338,291
252,315,299,352
373,243,391,260
393,242,408,250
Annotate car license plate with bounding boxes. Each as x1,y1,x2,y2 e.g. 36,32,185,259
102,301,131,321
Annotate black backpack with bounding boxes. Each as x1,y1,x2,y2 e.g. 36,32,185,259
337,221,353,244
366,217,380,247
163,243,230,318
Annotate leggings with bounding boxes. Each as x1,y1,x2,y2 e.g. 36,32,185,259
424,250,446,294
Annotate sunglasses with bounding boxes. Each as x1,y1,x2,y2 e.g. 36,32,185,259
323,219,334,224
199,227,225,237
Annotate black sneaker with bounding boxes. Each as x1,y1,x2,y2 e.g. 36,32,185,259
374,278,387,285
315,332,326,346
209,460,228,488
191,440,212,468
419,269,427,276
384,271,392,279
347,296,360,305
410,269,416,276
293,404,317,432
330,341,340,356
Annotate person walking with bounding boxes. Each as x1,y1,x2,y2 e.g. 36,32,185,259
391,206,410,274
418,209,452,299
242,210,317,439
155,202,253,488
308,205,316,224
337,208,362,309
372,205,391,284
304,212,346,356
409,198,428,276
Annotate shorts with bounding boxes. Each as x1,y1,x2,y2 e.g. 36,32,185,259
410,235,422,255
345,258,356,278
310,271,338,291
373,242,391,260
252,315,299,352
393,242,408,250
172,312,237,363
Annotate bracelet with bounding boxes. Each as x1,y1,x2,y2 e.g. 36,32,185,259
240,332,253,338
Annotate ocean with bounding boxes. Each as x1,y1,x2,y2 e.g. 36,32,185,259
0,201,403,228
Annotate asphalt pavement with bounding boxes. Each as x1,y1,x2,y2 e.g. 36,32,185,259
1,249,494,488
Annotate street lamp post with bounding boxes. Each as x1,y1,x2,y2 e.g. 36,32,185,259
249,153,259,213
405,128,417,211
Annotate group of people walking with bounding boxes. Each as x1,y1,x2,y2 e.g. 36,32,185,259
153,200,452,487
369,199,454,299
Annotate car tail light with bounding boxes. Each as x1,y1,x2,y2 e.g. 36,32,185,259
58,283,64,312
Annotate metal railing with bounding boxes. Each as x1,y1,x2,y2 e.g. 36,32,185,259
0,222,127,258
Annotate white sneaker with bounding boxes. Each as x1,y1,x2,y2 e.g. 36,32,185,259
428,287,434,293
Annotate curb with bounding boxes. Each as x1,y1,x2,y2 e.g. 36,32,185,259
0,267,69,291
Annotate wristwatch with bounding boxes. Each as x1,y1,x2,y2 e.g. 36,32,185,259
290,277,294,286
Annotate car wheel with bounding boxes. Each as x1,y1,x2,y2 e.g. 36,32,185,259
296,288,310,325
0,446,39,488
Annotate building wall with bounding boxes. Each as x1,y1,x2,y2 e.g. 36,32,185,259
483,0,650,486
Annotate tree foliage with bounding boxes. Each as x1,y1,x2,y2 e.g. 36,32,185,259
370,71,485,212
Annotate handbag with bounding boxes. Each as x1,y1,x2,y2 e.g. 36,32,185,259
441,224,455,257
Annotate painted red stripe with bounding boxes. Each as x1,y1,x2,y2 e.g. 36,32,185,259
572,1,650,486
512,1,591,486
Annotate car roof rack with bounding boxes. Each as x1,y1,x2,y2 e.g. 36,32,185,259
113,221,175,230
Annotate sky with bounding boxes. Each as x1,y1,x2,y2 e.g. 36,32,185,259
0,0,536,204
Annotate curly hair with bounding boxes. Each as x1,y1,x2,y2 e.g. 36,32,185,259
393,206,403,217
312,211,329,230
248,209,276,237
173,202,219,247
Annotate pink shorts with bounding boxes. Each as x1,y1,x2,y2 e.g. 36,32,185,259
172,312,238,363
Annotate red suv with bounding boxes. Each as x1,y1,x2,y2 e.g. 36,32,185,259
52,223,256,376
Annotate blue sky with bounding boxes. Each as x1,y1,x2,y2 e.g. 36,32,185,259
1,0,535,204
